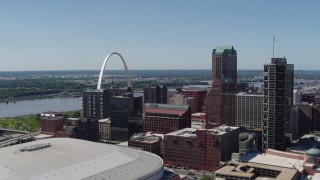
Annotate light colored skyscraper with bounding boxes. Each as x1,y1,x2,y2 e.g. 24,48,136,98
236,93,263,128
262,57,294,151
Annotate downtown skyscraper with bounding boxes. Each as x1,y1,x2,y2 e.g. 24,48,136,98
262,57,294,151
206,46,237,128
212,46,237,84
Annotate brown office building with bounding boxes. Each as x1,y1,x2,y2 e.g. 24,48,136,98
144,103,191,134
206,78,236,128
41,112,64,137
164,125,239,171
144,86,167,104
212,46,237,84
182,89,207,113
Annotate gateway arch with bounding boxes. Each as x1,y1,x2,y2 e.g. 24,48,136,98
97,52,132,89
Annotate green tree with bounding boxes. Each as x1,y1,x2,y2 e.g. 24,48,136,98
200,175,213,180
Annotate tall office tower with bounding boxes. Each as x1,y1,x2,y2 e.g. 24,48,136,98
212,46,237,83
262,57,294,151
110,92,143,141
169,94,195,113
110,96,130,141
144,86,167,104
206,78,236,128
82,89,111,120
236,93,264,128
144,103,191,134
182,89,207,113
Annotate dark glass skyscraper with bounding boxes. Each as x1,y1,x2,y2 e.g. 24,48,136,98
262,57,294,151
110,92,143,141
143,86,167,104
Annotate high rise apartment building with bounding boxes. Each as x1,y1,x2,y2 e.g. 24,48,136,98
144,86,167,104
164,125,239,171
212,46,237,83
82,89,111,120
206,78,236,128
262,57,294,151
143,103,191,134
236,93,264,128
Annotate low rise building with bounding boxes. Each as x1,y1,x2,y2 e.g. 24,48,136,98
239,132,254,154
98,118,111,141
214,161,300,180
144,103,191,134
40,112,63,137
191,112,206,129
164,125,239,171
128,132,162,156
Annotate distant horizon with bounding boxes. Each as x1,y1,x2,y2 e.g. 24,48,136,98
1,69,320,72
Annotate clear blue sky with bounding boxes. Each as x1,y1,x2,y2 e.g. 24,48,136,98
0,0,319,71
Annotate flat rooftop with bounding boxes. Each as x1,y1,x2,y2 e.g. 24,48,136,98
98,118,110,123
0,138,164,180
236,92,263,97
130,132,162,143
214,162,299,180
241,152,305,172
145,103,189,110
166,125,239,137
145,108,187,116
191,112,206,117
166,128,197,138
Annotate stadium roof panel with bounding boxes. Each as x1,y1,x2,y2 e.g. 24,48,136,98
0,138,164,180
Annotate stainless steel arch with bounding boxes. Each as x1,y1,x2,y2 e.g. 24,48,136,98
97,52,132,89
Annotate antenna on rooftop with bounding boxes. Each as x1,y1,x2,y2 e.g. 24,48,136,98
273,35,275,58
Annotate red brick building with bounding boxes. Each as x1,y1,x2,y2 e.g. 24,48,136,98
164,125,239,171
41,112,63,137
128,132,162,156
182,89,207,113
205,79,236,128
144,103,191,134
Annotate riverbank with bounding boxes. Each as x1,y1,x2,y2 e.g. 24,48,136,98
0,97,82,118
0,92,82,104
0,114,41,132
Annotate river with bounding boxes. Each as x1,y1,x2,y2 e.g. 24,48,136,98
0,92,144,118
0,97,82,118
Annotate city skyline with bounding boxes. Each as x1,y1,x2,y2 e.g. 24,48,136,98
0,1,319,71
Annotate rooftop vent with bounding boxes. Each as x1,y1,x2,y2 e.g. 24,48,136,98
20,143,51,152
